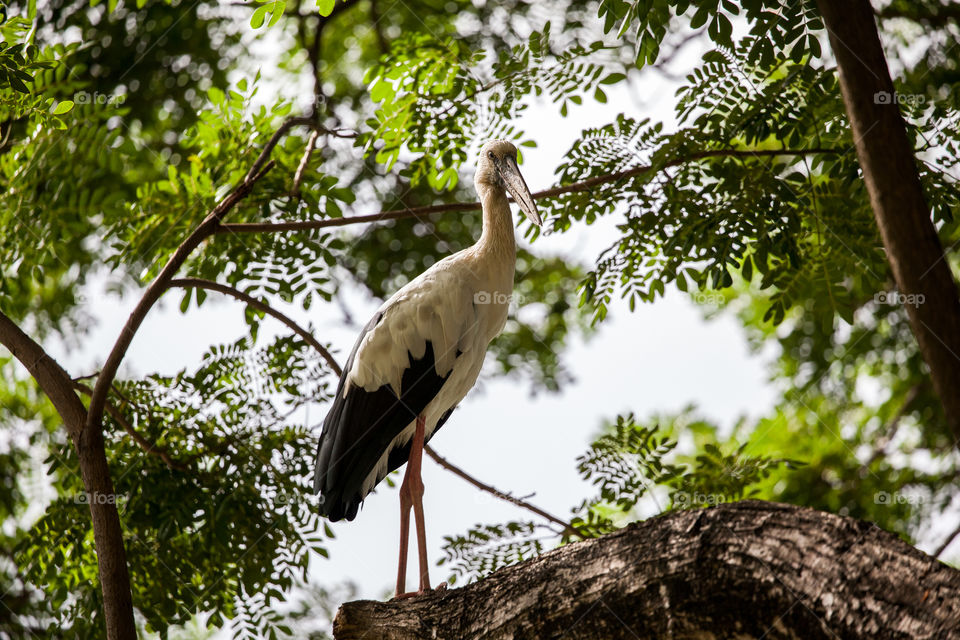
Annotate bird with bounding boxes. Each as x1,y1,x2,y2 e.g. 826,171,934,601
313,139,542,597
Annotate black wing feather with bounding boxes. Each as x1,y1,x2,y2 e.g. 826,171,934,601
313,312,454,521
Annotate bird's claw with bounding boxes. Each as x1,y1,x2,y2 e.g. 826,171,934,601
392,582,447,600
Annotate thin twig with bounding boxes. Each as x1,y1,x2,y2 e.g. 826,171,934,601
84,114,318,439
84,158,277,442
866,384,922,466
424,445,584,539
292,129,320,196
73,382,190,472
167,277,342,376
218,147,842,235
935,520,960,558
246,116,316,183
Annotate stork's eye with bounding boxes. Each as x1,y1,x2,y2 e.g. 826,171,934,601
487,151,495,159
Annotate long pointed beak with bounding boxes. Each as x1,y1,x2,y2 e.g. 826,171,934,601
499,157,542,227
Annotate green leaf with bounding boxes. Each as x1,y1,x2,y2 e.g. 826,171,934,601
50,100,74,115
250,4,270,29
317,0,336,17
268,1,285,27
600,72,626,85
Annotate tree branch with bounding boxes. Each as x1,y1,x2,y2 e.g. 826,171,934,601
293,129,320,195
167,277,343,376
245,116,316,182
423,445,582,539
816,0,960,440
334,501,960,639
866,383,923,466
85,159,276,441
73,116,316,640
217,147,842,235
0,309,86,437
72,383,191,473
935,520,960,559
875,2,960,27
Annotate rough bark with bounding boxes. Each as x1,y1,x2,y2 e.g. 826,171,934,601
0,311,136,639
75,416,136,640
816,0,960,439
334,501,960,640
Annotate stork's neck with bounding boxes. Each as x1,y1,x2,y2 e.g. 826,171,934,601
475,182,517,262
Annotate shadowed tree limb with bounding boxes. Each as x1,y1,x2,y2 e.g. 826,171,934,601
71,382,191,473
935,521,960,559
423,445,583,539
84,159,278,448
0,310,134,640
62,114,318,640
217,147,842,235
0,310,86,435
334,501,960,640
875,2,960,27
87,115,327,434
167,277,342,375
293,129,321,196
816,0,960,441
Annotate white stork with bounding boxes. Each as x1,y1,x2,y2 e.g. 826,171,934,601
313,139,541,597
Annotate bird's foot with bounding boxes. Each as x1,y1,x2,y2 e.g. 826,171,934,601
392,582,447,600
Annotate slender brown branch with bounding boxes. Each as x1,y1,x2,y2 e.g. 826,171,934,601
167,277,343,376
866,383,922,466
369,0,388,54
70,123,297,639
423,445,583,539
818,0,960,440
0,315,137,639
73,383,190,473
935,520,960,558
219,202,482,234
876,2,960,27
218,147,842,235
293,129,320,195
86,159,276,441
0,310,86,437
246,116,316,183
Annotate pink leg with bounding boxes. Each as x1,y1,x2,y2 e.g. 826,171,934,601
394,414,430,598
395,482,411,596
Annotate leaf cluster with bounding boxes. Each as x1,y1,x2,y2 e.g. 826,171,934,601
18,334,335,639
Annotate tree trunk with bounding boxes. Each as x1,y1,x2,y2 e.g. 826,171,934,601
815,0,960,439
0,311,137,640
76,426,137,640
334,501,960,639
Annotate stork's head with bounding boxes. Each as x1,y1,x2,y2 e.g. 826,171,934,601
476,140,542,226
